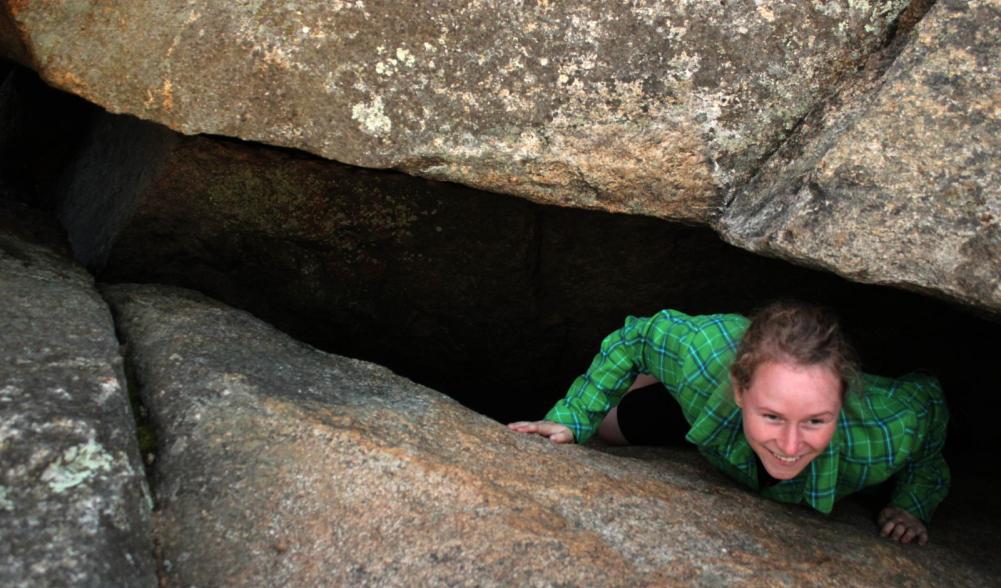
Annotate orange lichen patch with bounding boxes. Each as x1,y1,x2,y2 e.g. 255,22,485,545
45,68,91,96
142,79,176,112
161,79,174,111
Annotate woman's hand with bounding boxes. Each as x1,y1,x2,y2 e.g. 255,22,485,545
878,506,929,545
507,420,575,444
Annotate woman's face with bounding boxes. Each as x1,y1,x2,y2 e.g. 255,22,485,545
733,361,842,480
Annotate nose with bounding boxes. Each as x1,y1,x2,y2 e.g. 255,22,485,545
779,425,800,456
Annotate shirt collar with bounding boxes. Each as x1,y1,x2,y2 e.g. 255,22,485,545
685,380,843,513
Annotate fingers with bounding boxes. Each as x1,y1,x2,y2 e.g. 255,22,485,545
507,421,540,433
896,524,912,544
902,525,929,546
877,506,929,545
507,421,575,443
880,520,895,538
900,528,918,544
880,521,907,542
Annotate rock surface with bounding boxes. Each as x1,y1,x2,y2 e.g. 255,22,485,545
720,0,1001,316
0,1,911,221
106,282,994,587
0,216,155,585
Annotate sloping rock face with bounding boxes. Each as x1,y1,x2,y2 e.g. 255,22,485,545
106,283,993,587
0,1,910,221
721,0,1001,315
0,214,155,585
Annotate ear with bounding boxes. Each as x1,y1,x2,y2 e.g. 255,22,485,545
731,374,745,408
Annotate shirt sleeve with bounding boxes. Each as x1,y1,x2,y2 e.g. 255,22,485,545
544,310,743,443
544,315,652,443
888,374,951,523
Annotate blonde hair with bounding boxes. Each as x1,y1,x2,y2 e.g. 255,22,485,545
730,301,861,398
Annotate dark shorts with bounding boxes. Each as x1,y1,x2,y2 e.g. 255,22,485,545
615,384,691,446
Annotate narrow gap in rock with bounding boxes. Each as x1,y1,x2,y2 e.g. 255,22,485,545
116,335,159,491
104,292,167,585
888,0,939,43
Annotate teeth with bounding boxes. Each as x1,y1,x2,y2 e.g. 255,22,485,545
771,451,800,463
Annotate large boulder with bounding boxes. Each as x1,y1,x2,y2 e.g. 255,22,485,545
720,0,1001,316
0,212,155,585
0,1,911,221
6,1,997,319
104,282,995,586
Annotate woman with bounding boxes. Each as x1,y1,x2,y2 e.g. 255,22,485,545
508,301,949,545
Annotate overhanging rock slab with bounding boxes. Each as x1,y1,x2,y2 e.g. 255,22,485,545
0,1,910,222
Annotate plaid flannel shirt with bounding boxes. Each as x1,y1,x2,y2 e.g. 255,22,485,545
545,309,950,522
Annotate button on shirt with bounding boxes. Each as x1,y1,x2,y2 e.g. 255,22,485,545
544,309,950,522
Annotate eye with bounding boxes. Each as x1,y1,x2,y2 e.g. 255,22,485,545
762,413,780,422
807,418,828,426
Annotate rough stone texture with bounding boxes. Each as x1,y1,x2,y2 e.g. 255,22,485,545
720,0,1001,317
0,214,155,586
105,283,996,587
0,1,911,221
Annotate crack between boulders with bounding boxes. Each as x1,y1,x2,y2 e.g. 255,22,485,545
97,284,168,586
884,0,939,48
716,1,938,224
96,286,165,584
102,296,160,491
118,338,158,488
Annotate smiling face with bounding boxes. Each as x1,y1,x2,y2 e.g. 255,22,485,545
733,360,842,480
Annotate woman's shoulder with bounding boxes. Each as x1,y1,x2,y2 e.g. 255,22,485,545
838,372,947,459
852,371,946,410
644,309,749,340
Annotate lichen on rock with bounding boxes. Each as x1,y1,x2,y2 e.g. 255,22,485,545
0,211,155,586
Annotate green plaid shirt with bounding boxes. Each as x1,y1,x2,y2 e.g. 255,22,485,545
545,309,950,522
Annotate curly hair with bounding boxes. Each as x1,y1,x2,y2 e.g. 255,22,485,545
730,301,861,398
